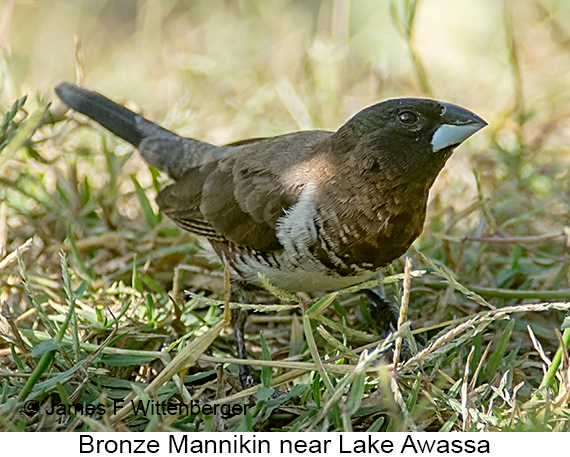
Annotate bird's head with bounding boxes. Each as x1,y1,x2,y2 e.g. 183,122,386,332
331,98,487,185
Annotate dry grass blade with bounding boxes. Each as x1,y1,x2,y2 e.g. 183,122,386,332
390,371,418,432
461,346,476,431
198,354,373,375
393,256,412,368
0,237,33,270
412,246,494,310
404,301,570,371
527,324,551,367
403,316,481,370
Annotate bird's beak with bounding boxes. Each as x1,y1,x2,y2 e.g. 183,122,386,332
431,102,487,152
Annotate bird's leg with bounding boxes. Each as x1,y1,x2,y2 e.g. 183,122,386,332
230,283,255,390
363,289,426,360
364,289,400,336
230,283,287,399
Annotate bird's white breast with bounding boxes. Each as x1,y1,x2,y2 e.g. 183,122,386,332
233,182,376,292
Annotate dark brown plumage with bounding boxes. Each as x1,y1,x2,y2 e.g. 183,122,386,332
55,82,486,387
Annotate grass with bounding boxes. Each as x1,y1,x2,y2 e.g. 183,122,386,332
1,0,570,431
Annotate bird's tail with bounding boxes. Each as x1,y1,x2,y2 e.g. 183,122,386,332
55,82,172,148
55,82,224,180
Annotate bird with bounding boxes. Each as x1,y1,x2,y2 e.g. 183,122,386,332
55,82,486,387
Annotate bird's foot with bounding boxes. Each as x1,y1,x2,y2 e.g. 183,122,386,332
363,289,426,361
238,363,255,391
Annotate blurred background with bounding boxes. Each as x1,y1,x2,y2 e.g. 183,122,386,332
3,0,522,126
3,0,570,208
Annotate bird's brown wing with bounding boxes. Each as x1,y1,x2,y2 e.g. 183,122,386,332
156,161,225,240
156,134,323,252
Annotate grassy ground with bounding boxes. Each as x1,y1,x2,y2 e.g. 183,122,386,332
1,0,570,431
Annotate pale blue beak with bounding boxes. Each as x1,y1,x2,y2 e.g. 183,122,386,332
431,102,487,152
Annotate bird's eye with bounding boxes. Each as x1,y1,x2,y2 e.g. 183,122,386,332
398,111,418,124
